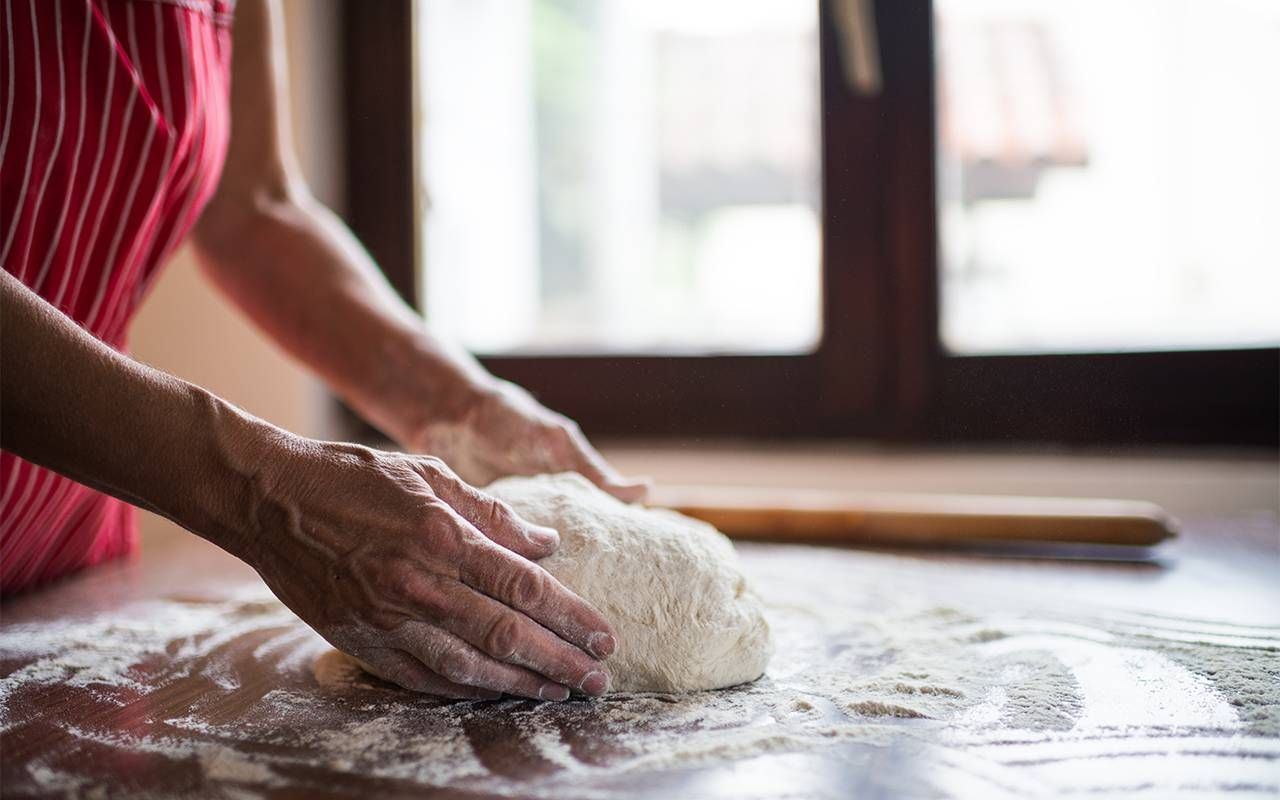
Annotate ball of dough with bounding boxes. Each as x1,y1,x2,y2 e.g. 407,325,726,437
486,472,772,693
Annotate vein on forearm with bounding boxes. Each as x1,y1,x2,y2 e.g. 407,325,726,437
0,271,269,557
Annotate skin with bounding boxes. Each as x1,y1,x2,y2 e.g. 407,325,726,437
0,0,647,701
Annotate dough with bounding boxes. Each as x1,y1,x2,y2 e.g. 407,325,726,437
485,472,772,693
317,473,772,694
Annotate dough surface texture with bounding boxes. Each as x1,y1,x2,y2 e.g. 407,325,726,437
487,472,772,693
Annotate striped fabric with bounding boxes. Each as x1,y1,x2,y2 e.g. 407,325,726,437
1,0,234,593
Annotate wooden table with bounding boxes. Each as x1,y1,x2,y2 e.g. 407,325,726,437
2,516,1278,799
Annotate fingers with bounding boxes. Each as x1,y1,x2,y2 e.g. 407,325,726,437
558,428,651,504
430,580,612,696
397,622,581,701
418,458,560,560
456,532,618,664
439,477,561,560
353,648,501,700
399,467,613,698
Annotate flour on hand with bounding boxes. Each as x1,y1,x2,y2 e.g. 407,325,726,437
486,472,773,693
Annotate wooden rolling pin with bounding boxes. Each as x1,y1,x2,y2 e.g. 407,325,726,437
650,486,1177,547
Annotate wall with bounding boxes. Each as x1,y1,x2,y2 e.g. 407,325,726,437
130,0,344,545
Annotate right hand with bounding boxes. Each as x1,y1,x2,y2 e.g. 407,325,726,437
239,434,616,700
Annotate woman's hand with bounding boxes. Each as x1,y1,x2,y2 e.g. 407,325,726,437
242,434,617,700
407,380,650,503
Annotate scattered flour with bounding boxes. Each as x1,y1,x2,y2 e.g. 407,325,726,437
200,746,281,786
3,544,1277,799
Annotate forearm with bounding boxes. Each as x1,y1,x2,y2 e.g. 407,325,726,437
3,272,614,698
0,271,275,560
182,0,641,499
191,192,494,446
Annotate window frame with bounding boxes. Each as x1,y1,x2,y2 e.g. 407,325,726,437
343,0,1279,446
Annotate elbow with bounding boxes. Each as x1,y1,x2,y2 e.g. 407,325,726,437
192,176,313,264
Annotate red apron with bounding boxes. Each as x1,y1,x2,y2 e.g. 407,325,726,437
1,0,234,592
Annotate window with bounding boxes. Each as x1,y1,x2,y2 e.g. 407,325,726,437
416,0,822,355
343,1,1278,445
936,0,1280,354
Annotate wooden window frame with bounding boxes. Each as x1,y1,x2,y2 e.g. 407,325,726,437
343,1,1279,446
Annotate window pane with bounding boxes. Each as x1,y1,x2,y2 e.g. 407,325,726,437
416,0,821,355
936,0,1280,354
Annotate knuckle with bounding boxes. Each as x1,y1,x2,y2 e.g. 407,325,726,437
403,574,450,618
416,455,451,481
504,564,549,609
481,495,515,531
436,648,479,685
418,495,454,529
421,504,468,555
482,613,524,660
363,561,420,612
416,496,446,526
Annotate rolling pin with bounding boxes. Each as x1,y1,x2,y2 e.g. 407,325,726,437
650,486,1177,547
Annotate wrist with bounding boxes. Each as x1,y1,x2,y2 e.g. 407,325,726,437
179,386,294,564
362,332,499,450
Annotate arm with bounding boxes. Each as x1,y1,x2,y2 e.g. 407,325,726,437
191,0,646,501
1,271,614,699
0,270,259,558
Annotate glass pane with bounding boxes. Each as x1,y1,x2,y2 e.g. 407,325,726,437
936,0,1280,354
415,0,821,355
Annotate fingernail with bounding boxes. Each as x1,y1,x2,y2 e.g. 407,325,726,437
586,631,616,658
539,683,571,702
529,526,559,548
615,477,652,503
580,671,609,696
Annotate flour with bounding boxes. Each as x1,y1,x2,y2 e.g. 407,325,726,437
1164,644,1280,734
4,543,1277,799
0,595,293,718
200,746,281,785
307,713,488,783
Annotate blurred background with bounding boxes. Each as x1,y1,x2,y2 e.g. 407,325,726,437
417,0,1280,357
131,0,1278,543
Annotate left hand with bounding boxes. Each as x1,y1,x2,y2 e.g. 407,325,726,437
406,380,650,503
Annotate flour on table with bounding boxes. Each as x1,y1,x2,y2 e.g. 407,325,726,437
3,539,1276,798
326,473,773,694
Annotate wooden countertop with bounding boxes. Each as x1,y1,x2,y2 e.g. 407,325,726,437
2,515,1278,799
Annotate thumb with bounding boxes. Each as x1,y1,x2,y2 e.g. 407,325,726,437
565,439,651,504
